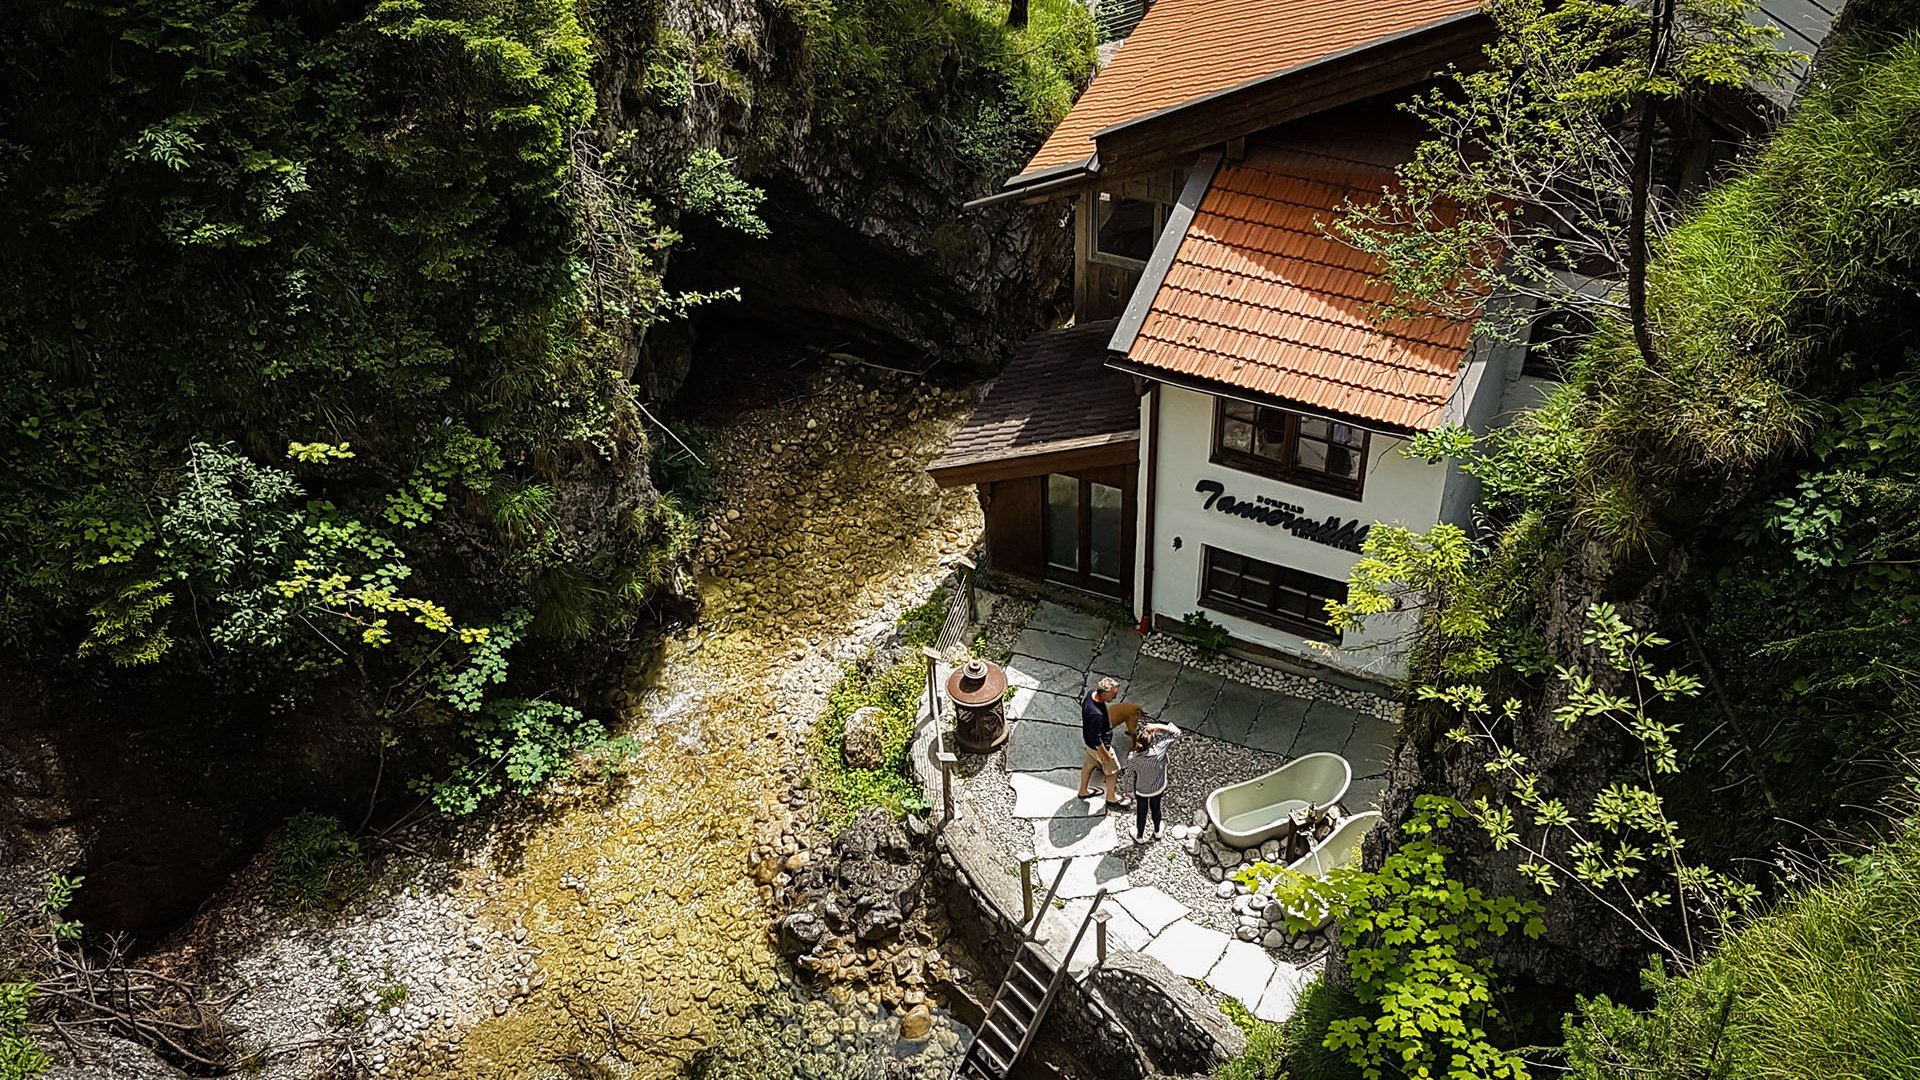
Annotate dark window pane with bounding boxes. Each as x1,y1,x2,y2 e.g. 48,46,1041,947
1252,424,1289,462
1330,422,1364,448
1298,416,1329,439
1221,417,1253,453
1223,401,1257,423
1095,195,1158,262
1045,474,1079,571
1089,483,1123,581
1296,439,1328,472
1326,444,1359,479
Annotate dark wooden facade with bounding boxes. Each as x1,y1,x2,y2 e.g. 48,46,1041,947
981,459,1137,601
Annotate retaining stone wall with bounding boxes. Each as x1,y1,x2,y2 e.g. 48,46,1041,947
913,718,1245,1077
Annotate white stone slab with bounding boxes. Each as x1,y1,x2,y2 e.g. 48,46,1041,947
1004,717,1088,773
1035,854,1130,900
1112,885,1190,935
1142,919,1230,980
1253,965,1311,1024
1033,814,1122,858
1005,653,1089,698
1207,940,1278,1006
1098,902,1155,953
1009,770,1103,818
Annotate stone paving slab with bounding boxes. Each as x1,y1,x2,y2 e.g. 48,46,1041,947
1205,679,1267,742
1207,940,1279,1006
1252,964,1310,1023
1123,654,1181,717
1005,717,1088,773
1006,686,1083,727
1014,627,1100,672
1143,919,1230,980
1241,694,1307,755
1347,711,1400,764
1112,885,1190,935
1036,854,1130,900
1160,667,1224,731
1294,699,1360,755
1033,814,1123,858
1099,902,1155,953
1010,770,1103,818
1005,653,1088,698
1027,602,1110,641
1090,628,1142,683
1345,773,1388,813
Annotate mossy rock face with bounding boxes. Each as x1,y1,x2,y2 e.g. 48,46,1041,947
843,706,887,770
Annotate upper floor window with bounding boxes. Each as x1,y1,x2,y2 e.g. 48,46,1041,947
1088,169,1184,267
1093,194,1160,263
1212,399,1369,498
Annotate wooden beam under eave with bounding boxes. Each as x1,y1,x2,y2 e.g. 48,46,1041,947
926,438,1141,489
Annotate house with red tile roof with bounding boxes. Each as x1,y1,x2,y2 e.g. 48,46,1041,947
930,0,1831,684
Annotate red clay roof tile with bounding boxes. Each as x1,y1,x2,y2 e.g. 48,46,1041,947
1123,141,1477,431
1019,0,1481,178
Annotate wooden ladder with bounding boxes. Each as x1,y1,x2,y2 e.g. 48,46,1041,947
953,858,1109,1080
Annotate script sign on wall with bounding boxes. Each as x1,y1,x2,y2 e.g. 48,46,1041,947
1194,479,1371,553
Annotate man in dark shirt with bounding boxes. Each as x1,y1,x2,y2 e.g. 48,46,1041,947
1077,677,1127,808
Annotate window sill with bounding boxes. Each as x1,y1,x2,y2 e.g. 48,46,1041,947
1207,452,1365,502
1198,597,1341,644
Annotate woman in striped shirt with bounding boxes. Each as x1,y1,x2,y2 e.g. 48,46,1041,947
1120,721,1181,842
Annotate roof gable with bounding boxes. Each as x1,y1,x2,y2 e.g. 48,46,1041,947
1119,134,1476,431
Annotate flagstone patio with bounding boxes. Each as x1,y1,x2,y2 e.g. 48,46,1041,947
951,597,1400,1024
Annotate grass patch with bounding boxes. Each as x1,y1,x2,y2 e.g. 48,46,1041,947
1564,823,1920,1078
1215,981,1366,1080
264,813,367,915
809,651,929,823
896,586,948,649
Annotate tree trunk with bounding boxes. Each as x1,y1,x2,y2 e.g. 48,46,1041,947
1007,0,1029,28
1626,0,1676,370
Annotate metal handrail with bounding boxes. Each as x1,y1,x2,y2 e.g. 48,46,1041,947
1013,889,1109,1066
1024,855,1073,941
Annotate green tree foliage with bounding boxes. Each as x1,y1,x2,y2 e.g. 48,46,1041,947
1337,0,1791,353
770,0,1096,172
0,0,607,649
1265,797,1545,1080
0,0,713,813
0,982,48,1080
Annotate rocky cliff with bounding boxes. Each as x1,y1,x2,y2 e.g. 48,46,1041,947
590,0,1077,398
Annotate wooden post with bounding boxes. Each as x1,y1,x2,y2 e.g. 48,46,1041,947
1020,853,1037,926
1092,910,1112,966
937,750,957,823
954,555,978,625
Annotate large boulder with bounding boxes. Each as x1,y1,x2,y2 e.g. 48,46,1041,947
842,706,887,770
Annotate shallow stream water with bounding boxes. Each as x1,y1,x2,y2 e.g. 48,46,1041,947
418,363,985,1079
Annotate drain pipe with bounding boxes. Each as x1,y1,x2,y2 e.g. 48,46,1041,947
1137,381,1161,634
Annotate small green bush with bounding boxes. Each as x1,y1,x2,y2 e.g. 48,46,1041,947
265,813,367,914
1178,611,1232,659
1214,980,1367,1080
896,587,949,649
0,983,48,1080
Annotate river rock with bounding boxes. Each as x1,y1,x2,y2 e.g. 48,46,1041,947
855,906,902,941
900,1003,933,1042
778,912,827,954
843,706,887,769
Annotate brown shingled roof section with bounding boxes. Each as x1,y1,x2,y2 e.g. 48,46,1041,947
1020,0,1480,178
931,321,1137,472
1125,142,1475,431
